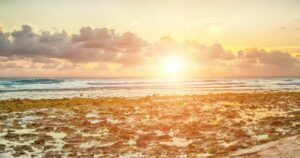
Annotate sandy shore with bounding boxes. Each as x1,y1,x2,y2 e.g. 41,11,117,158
231,134,300,158
0,92,299,157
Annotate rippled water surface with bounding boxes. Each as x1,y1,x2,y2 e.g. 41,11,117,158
1,77,300,99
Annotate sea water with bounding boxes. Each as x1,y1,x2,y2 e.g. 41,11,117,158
0,77,300,100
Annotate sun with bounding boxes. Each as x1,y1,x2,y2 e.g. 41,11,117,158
164,57,184,74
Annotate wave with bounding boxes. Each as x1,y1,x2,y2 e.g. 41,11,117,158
0,83,259,93
201,79,219,82
87,80,245,86
277,82,300,86
0,79,64,87
284,79,293,82
87,81,154,85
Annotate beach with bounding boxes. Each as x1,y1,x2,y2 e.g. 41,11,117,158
2,0,300,157
0,92,299,157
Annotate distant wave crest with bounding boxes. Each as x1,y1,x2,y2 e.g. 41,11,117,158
0,79,64,87
277,82,300,86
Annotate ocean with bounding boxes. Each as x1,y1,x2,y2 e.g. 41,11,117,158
0,77,300,100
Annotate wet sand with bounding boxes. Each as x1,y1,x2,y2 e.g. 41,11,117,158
0,92,299,157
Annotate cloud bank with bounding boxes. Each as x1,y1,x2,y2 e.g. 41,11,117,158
0,25,299,77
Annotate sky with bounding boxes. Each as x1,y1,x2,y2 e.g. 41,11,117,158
0,0,300,77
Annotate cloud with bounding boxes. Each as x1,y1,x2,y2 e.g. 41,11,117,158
0,25,147,64
237,48,298,67
187,42,235,61
0,25,300,77
72,27,147,53
39,31,68,43
145,37,235,64
0,31,11,54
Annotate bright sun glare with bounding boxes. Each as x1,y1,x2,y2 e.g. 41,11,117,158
164,57,184,74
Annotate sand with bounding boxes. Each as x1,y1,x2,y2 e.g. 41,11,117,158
0,92,299,157
231,134,300,158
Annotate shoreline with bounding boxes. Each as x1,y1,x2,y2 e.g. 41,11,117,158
0,92,299,157
1,90,300,101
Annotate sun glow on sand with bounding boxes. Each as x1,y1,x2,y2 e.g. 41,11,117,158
164,57,185,74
